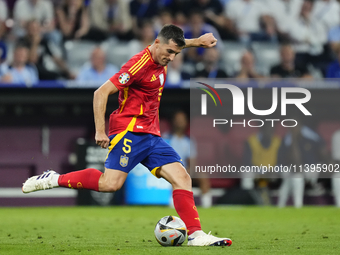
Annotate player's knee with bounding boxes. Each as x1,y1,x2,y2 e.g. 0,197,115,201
173,168,192,189
182,171,192,186
178,169,191,181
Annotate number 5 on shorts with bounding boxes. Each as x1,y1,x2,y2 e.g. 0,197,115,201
123,138,132,154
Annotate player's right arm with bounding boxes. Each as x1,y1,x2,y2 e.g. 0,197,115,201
93,80,119,149
94,52,143,148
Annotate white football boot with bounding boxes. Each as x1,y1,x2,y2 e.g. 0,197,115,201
22,170,59,193
187,230,232,246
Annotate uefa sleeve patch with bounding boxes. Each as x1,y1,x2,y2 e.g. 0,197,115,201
119,73,130,84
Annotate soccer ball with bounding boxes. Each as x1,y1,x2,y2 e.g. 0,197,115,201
154,215,187,246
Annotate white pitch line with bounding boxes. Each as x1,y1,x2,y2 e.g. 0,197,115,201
0,188,225,198
192,187,225,197
0,188,77,198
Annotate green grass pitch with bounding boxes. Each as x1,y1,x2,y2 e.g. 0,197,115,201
1,206,339,255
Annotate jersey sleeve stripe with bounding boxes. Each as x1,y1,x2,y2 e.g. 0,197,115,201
129,53,148,73
119,87,129,114
132,57,150,75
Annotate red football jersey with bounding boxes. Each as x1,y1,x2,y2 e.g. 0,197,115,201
108,47,167,137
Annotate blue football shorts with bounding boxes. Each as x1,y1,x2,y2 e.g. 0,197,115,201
105,131,183,176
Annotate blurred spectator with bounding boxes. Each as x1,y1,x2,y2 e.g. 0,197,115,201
4,45,39,85
242,123,282,205
154,9,174,34
312,0,340,32
0,27,9,83
159,8,174,26
0,37,6,64
270,44,312,79
165,53,191,88
225,0,277,44
328,22,340,53
0,0,7,64
0,0,8,83
331,130,340,207
0,62,10,82
278,116,328,208
130,0,160,37
164,110,212,208
326,45,340,78
182,0,237,40
127,20,156,58
56,0,91,42
0,0,8,23
13,0,55,38
260,0,303,42
76,47,118,84
236,50,264,79
164,0,188,27
288,0,328,71
312,0,340,65
183,9,222,63
183,0,223,20
18,20,74,80
194,48,228,78
89,0,133,41
219,0,233,4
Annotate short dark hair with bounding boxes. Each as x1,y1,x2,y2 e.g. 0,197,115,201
157,24,185,47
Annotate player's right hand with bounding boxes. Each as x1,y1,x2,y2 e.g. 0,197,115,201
95,132,110,149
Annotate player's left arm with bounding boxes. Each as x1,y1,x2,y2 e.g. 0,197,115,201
184,33,217,49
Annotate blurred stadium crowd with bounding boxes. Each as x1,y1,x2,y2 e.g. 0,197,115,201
1,0,340,86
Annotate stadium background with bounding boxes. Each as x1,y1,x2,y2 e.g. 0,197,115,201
1,0,340,208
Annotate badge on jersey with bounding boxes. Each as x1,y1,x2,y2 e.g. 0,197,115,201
159,74,164,86
119,73,130,84
120,155,129,167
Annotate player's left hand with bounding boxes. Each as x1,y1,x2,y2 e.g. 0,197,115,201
198,33,217,48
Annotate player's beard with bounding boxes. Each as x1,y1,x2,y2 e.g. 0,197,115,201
163,60,170,66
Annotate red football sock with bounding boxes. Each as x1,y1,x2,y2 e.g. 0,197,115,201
173,189,202,235
58,168,102,191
